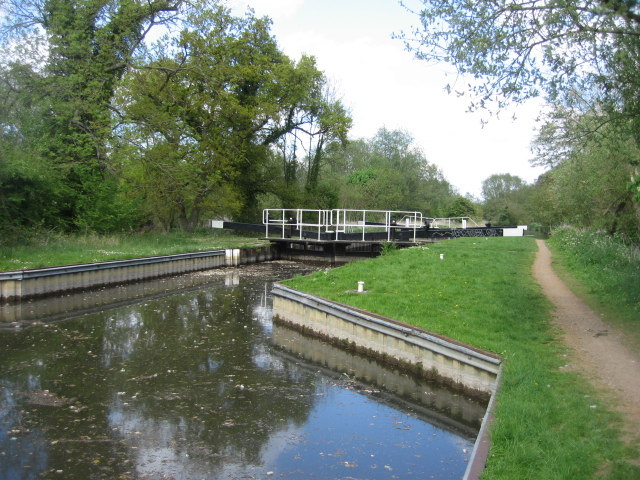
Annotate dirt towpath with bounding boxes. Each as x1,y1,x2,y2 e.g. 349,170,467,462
533,240,640,446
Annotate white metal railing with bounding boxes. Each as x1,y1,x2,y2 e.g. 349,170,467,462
428,217,480,229
330,209,423,241
263,209,425,242
262,209,331,241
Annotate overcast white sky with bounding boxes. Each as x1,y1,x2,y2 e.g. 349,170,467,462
227,0,547,198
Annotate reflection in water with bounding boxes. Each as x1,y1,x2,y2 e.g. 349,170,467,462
0,262,484,479
272,325,486,437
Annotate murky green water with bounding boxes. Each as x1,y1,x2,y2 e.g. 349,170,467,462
0,262,485,479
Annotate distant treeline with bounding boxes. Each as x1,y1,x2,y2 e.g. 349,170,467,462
1,1,638,243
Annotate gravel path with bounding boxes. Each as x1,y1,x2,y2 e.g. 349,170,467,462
533,239,640,449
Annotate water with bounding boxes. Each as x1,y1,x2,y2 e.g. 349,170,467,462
0,262,485,479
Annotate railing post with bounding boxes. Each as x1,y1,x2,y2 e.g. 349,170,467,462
386,211,391,242
264,210,268,238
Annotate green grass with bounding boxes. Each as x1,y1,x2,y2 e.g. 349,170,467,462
283,237,640,479
0,230,268,271
548,226,640,349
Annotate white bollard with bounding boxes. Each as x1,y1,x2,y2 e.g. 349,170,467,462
440,254,444,260
357,281,365,293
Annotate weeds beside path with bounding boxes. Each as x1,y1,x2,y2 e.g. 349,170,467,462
533,239,640,456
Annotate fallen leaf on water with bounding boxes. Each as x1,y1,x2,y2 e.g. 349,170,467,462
327,450,345,457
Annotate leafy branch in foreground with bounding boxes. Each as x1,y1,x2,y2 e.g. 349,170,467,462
401,0,640,110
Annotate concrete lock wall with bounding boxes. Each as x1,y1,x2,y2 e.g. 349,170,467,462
0,246,278,302
272,283,501,395
272,323,488,432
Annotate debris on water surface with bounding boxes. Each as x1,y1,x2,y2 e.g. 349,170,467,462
21,390,75,407
0,261,479,479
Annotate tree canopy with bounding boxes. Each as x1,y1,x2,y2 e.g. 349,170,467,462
405,0,640,238
323,128,455,214
6,0,635,238
0,1,356,234
403,0,640,111
0,0,193,231
114,7,351,228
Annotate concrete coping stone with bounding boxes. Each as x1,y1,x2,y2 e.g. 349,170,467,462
0,250,227,281
272,283,501,367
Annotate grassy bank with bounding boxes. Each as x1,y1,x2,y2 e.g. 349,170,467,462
0,230,267,272
282,237,639,479
548,226,640,349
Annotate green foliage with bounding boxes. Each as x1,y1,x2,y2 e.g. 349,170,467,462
115,8,279,228
302,183,339,210
0,148,65,233
73,173,146,233
548,226,640,345
405,0,640,111
405,1,640,236
447,195,476,217
531,115,640,238
347,167,377,186
482,173,525,201
325,128,455,214
115,6,350,227
481,173,532,225
265,71,351,212
0,0,189,232
284,238,640,478
0,60,69,233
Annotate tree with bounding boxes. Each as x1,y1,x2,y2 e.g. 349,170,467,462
0,59,62,236
115,7,349,229
447,196,477,218
268,69,351,212
482,173,526,201
481,173,530,224
531,116,640,238
323,128,455,213
0,0,192,229
404,0,640,210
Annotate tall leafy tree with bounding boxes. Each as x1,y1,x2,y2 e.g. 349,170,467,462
447,196,477,218
481,173,530,224
0,61,67,237
116,7,349,229
531,115,640,237
267,70,351,210
325,128,454,214
0,0,191,229
482,173,526,201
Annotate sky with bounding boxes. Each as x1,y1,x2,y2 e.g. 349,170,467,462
228,0,548,198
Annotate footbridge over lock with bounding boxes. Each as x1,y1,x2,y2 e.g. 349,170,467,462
212,209,526,263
